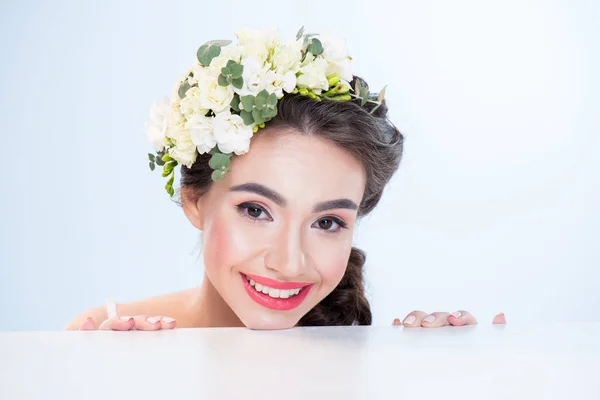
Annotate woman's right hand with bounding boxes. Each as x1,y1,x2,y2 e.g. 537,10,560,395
79,315,177,331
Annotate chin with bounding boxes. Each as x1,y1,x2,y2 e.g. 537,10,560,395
238,313,300,330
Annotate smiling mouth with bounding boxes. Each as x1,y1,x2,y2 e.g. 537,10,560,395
243,274,303,299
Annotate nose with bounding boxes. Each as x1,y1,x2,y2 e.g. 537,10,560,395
265,226,307,279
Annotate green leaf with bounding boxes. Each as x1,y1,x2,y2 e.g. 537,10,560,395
204,40,232,47
209,152,231,170
149,161,155,171
156,156,165,166
178,80,191,98
218,74,229,87
307,38,323,55
254,95,266,109
148,153,155,162
377,85,387,103
162,162,176,176
166,173,175,186
229,63,243,79
241,95,255,111
211,169,225,181
262,108,277,119
162,153,174,163
359,87,369,106
240,110,255,125
197,44,222,67
266,93,277,107
296,26,305,41
167,186,175,197
252,109,265,125
230,95,241,112
232,77,243,90
257,89,269,98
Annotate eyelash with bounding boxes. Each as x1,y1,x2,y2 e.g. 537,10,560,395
235,202,348,234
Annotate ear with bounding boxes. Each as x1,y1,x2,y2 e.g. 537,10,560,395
181,189,205,231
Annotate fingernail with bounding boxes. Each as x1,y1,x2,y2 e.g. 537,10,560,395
146,317,160,324
423,314,436,324
119,316,133,322
162,317,175,324
404,315,416,325
451,311,462,319
392,318,401,326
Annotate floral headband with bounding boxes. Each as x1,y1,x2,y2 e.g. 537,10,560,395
145,27,386,197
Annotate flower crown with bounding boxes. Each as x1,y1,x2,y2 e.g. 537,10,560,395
145,27,386,197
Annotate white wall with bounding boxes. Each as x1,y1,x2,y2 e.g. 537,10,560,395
1,0,598,331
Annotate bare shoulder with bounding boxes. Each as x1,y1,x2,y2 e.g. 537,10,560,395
64,288,200,330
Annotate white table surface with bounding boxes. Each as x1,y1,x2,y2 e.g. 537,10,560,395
1,323,599,399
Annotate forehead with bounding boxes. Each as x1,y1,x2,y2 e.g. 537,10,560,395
225,130,366,203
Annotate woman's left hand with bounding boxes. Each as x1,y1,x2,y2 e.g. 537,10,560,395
392,310,506,327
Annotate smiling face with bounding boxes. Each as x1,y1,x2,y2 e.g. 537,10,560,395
183,129,366,329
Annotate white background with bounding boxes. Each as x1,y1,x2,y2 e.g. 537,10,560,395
0,0,598,331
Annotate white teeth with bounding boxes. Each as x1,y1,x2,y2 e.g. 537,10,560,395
245,275,303,299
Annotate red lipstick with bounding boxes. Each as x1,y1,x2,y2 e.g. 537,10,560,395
241,273,312,311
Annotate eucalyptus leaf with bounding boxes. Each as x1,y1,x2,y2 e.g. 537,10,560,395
148,153,155,162
240,110,254,125
307,38,323,55
209,153,231,170
149,161,155,171
229,63,243,79
203,40,232,47
359,87,369,106
232,77,243,90
241,95,255,111
156,157,165,166
266,93,277,107
254,96,266,109
178,80,191,98
197,44,222,67
252,109,265,125
218,74,229,87
230,95,241,112
296,26,305,41
211,169,225,181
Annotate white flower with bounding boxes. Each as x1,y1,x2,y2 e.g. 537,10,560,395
167,128,197,168
296,57,329,94
186,114,216,155
208,45,242,76
213,110,253,155
272,40,302,74
264,70,296,98
197,70,235,113
179,87,209,118
319,34,353,82
235,28,279,62
234,56,269,97
145,97,170,152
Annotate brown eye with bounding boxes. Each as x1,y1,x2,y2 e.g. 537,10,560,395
318,218,334,230
247,206,263,218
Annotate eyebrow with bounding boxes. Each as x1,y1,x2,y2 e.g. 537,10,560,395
229,183,359,212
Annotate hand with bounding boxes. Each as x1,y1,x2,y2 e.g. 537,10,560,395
392,310,506,328
79,315,177,331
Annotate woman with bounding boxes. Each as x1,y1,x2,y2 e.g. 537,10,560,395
66,28,505,331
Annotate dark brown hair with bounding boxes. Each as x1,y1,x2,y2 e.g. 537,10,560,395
181,77,404,326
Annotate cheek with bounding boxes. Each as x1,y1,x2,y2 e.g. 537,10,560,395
312,237,352,290
202,212,264,274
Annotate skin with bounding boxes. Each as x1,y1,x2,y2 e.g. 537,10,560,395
65,129,506,331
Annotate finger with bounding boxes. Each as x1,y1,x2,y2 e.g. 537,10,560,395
159,317,177,329
492,312,507,324
402,310,428,328
99,316,135,331
421,312,450,328
392,318,402,326
79,317,96,331
133,315,162,331
448,310,478,326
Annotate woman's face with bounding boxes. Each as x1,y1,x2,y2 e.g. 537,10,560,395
185,129,366,329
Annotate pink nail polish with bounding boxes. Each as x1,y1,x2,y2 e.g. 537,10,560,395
451,311,462,319
146,317,160,324
404,315,416,325
119,316,133,322
423,315,436,323
162,317,175,324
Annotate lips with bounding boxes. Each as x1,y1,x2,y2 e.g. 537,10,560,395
241,273,312,311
